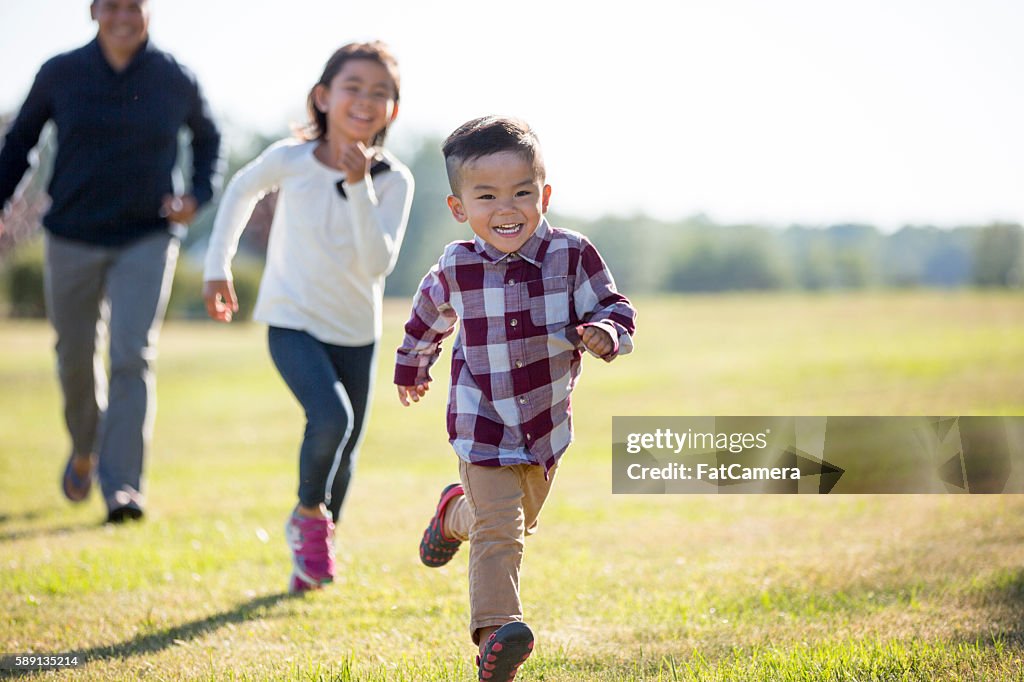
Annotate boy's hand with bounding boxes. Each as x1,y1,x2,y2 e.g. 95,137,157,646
397,381,431,406
203,279,238,322
339,141,374,185
576,324,614,357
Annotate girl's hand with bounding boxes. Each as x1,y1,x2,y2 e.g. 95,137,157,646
397,381,430,406
203,279,238,323
338,141,375,185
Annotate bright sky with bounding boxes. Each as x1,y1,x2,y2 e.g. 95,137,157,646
2,0,1022,230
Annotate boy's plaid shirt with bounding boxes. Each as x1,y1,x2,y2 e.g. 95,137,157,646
394,220,636,472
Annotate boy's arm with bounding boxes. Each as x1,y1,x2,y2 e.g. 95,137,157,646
573,237,637,361
395,257,459,401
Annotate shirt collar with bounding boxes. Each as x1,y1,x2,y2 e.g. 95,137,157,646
472,218,550,266
89,36,154,75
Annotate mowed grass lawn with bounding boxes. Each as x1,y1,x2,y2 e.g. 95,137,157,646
1,291,1023,681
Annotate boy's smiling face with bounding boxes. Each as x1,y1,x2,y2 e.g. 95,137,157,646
447,151,552,254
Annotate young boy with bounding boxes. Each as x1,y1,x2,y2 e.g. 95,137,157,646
395,116,636,681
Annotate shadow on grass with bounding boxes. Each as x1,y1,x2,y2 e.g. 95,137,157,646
0,592,295,679
0,507,107,542
0,521,105,543
959,567,1024,650
0,509,47,524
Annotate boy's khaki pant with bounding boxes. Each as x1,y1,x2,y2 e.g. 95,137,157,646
446,459,559,643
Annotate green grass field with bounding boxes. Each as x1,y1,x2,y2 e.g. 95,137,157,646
2,291,1024,681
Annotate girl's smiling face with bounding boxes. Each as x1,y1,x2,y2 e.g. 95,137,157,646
314,59,398,147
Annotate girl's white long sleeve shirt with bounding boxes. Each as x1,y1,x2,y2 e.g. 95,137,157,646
203,138,414,346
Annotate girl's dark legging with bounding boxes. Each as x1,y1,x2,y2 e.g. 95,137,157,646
268,326,376,522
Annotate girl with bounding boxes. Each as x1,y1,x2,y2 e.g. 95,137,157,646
202,42,413,593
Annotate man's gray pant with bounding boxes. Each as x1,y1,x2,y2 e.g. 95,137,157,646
44,231,179,512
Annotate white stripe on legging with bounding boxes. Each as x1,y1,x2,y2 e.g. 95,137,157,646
323,380,355,507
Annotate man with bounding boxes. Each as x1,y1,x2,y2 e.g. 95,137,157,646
0,0,222,522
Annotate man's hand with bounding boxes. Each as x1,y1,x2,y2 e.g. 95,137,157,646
161,194,198,224
1,197,25,238
202,279,238,322
397,381,430,407
577,324,615,357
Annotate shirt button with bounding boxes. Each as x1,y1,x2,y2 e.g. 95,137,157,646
526,433,532,441
510,319,518,327
507,279,515,286
515,360,524,369
518,396,527,404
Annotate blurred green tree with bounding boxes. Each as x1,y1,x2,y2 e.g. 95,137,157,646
972,223,1023,287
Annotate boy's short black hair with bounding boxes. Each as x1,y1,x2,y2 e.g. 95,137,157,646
442,116,545,194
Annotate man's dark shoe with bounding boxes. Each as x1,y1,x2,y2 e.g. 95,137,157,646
106,507,144,524
61,452,96,503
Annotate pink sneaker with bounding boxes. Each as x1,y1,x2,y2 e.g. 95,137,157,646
288,572,320,594
285,510,336,593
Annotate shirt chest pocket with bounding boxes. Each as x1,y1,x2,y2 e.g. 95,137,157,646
527,276,570,329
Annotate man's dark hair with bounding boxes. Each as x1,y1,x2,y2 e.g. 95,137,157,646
442,116,544,194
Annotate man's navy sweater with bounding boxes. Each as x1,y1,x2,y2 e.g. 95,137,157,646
0,38,221,246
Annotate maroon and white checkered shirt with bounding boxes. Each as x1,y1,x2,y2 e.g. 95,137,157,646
394,219,636,471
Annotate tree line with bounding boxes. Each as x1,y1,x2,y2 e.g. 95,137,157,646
378,138,1024,296
2,129,1021,318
